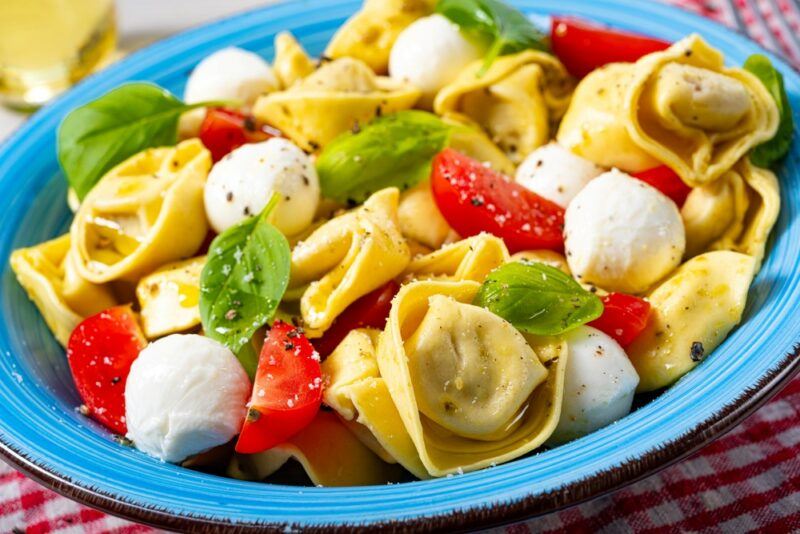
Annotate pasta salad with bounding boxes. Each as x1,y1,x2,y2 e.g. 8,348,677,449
10,0,791,486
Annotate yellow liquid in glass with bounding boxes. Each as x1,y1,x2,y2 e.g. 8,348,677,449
0,0,117,109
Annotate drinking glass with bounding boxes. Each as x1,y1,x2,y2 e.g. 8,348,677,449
0,0,117,110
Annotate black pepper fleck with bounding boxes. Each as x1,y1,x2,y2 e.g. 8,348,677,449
690,341,705,362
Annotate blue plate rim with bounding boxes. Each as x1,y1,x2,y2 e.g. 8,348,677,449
0,0,799,531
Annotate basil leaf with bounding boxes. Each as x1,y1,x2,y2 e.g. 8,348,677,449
473,261,603,335
199,195,291,377
317,111,452,204
744,54,794,168
436,0,548,75
57,82,228,200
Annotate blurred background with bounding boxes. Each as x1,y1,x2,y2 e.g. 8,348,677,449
0,0,271,140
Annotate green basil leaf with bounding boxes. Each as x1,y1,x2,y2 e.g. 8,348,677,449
436,0,548,75
744,54,794,168
199,195,291,377
57,82,229,200
473,261,603,335
316,110,452,204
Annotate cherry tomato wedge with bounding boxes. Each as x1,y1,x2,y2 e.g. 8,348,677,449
314,280,400,358
66,305,147,435
551,17,671,78
199,108,282,162
431,148,565,253
589,293,652,348
235,321,322,454
632,166,693,207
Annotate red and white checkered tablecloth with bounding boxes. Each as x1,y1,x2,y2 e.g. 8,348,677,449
2,1,800,532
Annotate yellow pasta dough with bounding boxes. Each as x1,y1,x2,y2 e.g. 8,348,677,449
10,235,116,346
253,57,420,151
510,250,571,275
377,279,567,476
627,251,757,392
273,32,316,89
136,256,205,339
324,0,435,74
70,139,211,284
444,116,516,175
557,63,661,172
322,328,429,478
405,233,509,282
290,188,410,331
435,50,574,164
558,36,779,185
626,36,779,186
228,410,404,486
681,158,779,269
397,182,451,250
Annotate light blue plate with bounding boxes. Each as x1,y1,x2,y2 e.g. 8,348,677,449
1,0,798,530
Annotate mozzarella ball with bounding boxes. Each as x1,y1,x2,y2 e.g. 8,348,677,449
125,334,250,463
564,169,685,293
185,47,277,106
548,326,639,445
389,14,483,106
180,47,278,136
516,143,604,208
204,138,320,236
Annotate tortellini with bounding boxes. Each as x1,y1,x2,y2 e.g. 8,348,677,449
70,139,211,284
10,235,116,346
377,280,567,476
253,57,420,151
404,294,547,438
322,328,429,478
397,182,452,250
136,256,205,339
681,158,779,269
290,188,410,331
557,63,661,172
405,233,509,282
228,411,404,486
435,50,574,164
444,116,515,175
627,251,757,391
510,250,571,275
272,32,315,89
558,35,779,185
324,0,435,73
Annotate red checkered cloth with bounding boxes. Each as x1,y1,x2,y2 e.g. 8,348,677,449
2,1,800,532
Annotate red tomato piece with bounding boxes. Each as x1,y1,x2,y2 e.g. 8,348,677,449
199,108,281,162
314,280,400,358
551,17,671,78
235,321,322,454
66,306,147,435
589,293,652,348
431,148,565,253
631,166,693,207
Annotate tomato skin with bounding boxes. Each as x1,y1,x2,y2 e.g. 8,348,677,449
235,321,322,454
551,17,671,78
199,108,281,162
589,293,652,348
431,148,565,253
314,280,400,358
66,306,147,435
631,166,693,207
